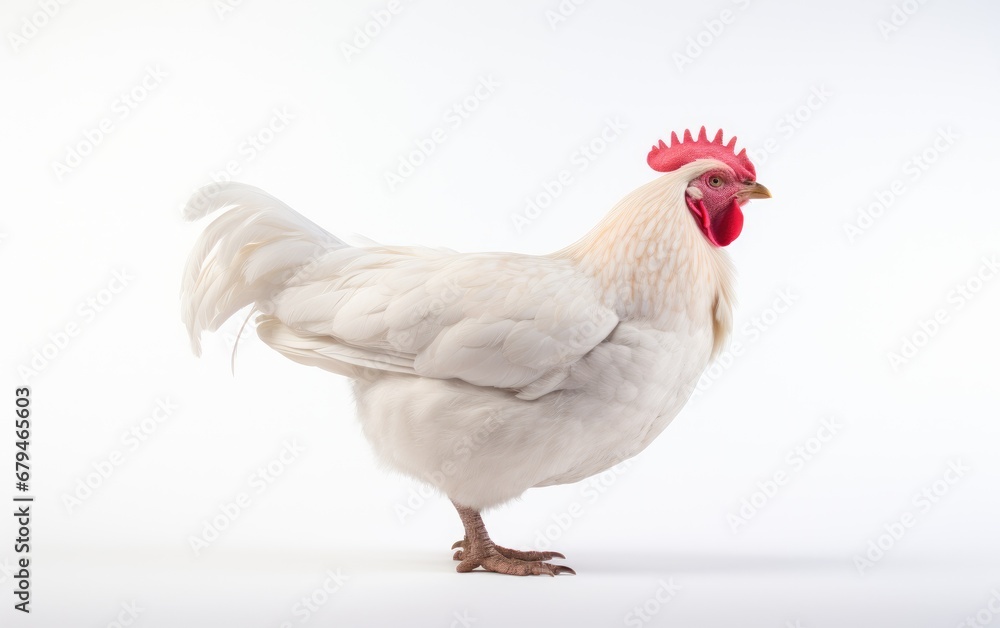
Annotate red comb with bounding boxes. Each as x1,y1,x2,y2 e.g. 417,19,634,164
647,126,756,180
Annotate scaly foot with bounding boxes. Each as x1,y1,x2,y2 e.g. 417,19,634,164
456,547,575,576
450,502,575,576
451,538,566,562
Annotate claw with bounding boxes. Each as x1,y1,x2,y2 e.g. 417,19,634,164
493,545,566,562
468,553,576,576
450,502,575,576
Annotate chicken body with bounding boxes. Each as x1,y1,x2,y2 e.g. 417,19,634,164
183,156,750,575
353,298,714,510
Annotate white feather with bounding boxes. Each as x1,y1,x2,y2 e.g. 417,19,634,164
181,163,734,510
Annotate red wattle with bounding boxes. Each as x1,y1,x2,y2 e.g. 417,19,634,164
712,199,744,246
686,198,744,247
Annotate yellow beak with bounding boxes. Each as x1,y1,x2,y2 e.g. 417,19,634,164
741,182,772,200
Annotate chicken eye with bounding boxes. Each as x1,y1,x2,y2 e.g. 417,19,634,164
709,176,724,188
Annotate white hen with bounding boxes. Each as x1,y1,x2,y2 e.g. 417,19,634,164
181,127,770,575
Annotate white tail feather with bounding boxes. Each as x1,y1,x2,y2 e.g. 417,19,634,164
180,183,345,356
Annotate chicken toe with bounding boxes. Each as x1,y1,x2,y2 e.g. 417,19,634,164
451,538,565,562
451,502,574,576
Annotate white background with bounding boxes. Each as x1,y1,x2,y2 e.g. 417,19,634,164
2,0,999,626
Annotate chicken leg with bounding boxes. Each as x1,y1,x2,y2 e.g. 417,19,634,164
450,501,575,576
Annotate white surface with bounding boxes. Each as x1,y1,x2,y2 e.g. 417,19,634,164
2,1,998,626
